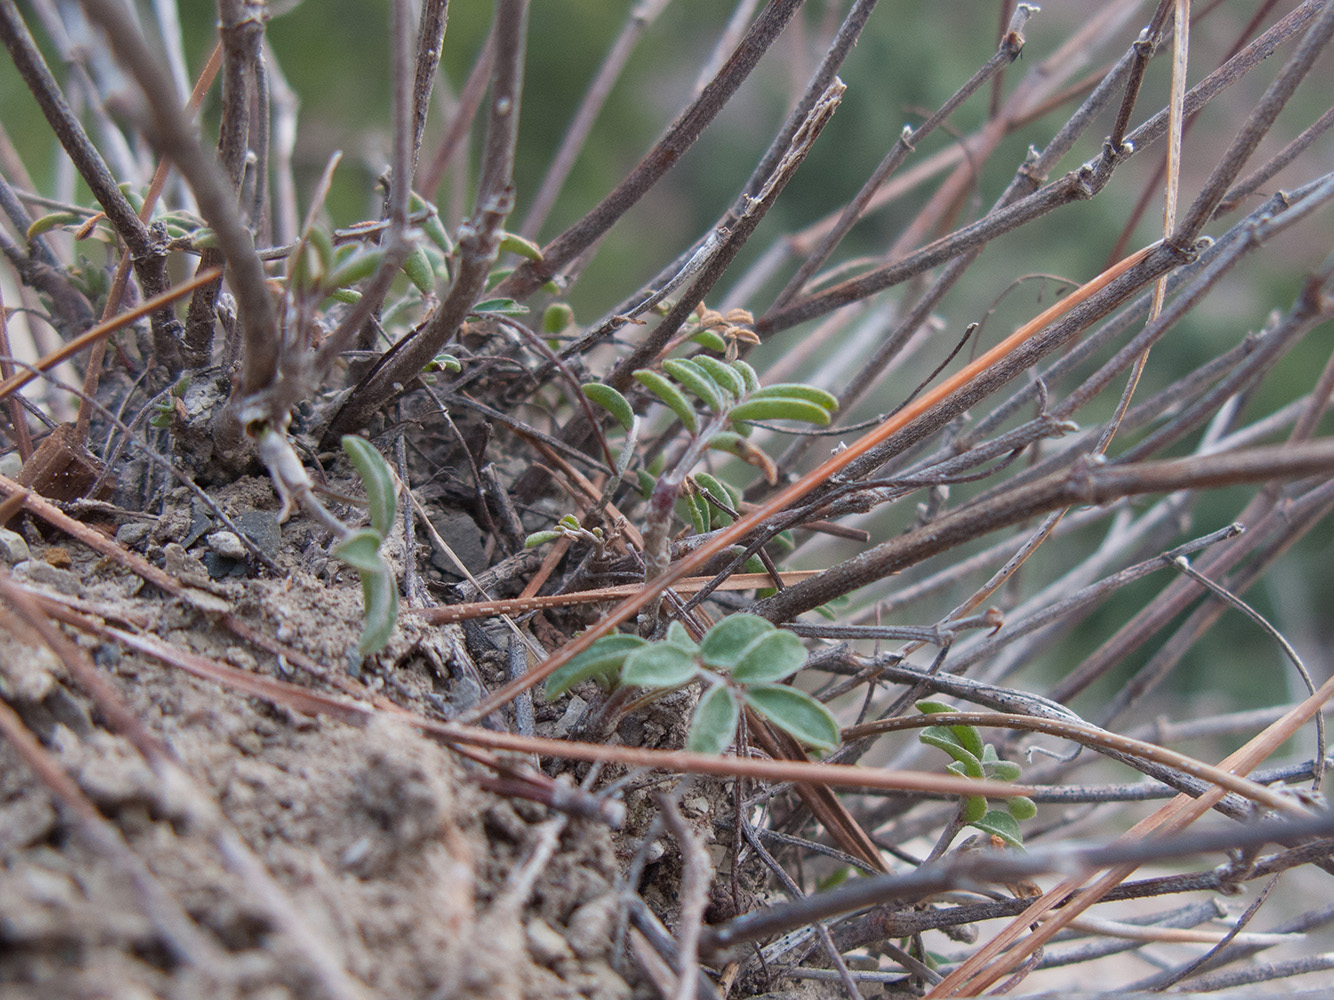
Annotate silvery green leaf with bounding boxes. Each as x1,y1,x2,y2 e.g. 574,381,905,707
634,370,698,434
699,614,774,670
972,809,1024,847
342,435,397,537
523,530,563,548
357,567,399,656
545,635,647,698
401,245,435,295
665,620,699,652
686,684,741,755
1007,796,1037,821
963,794,988,825
621,643,700,689
582,383,634,433
729,397,833,426
984,759,1023,782
498,230,543,261
692,356,745,400
744,685,840,752
730,630,807,684
920,728,983,777
662,358,725,413
731,359,760,394
471,298,529,317
748,383,839,411
334,529,386,573
690,328,727,353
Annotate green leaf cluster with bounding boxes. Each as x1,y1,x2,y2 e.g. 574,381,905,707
546,614,839,756
916,701,1036,847
579,356,836,446
332,436,401,656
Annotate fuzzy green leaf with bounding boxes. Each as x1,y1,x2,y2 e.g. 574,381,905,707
357,567,399,656
732,360,761,394
324,247,385,291
665,621,699,653
920,728,983,777
686,684,741,755
662,358,726,413
918,701,985,761
692,473,734,527
622,642,700,689
690,329,728,353
334,529,387,573
410,191,452,252
342,436,398,538
545,635,648,698
962,794,988,825
972,809,1024,847
983,759,1023,782
729,397,833,426
634,369,698,434
471,297,529,317
26,211,80,240
731,630,807,684
582,383,635,433
744,685,840,752
699,614,774,670
523,530,563,548
498,230,543,261
543,303,574,334
402,245,435,295
1006,796,1037,822
749,383,839,411
692,356,745,400
685,491,710,535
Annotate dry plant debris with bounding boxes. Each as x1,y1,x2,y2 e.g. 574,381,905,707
2,2,1334,999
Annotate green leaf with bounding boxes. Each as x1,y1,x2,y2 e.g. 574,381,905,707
971,809,1024,847
357,567,399,656
744,685,840,752
191,227,219,249
690,329,728,353
693,473,734,527
685,490,710,535
622,643,700,689
334,529,387,573
687,684,741,755
732,360,761,394
662,359,725,413
582,383,635,433
523,530,563,548
729,397,833,426
486,266,513,290
749,383,839,411
916,701,954,715
499,230,543,261
917,701,984,761
422,353,461,373
410,191,453,252
471,297,529,317
324,247,385,291
402,245,435,295
731,630,807,684
692,356,745,400
636,469,657,500
962,794,988,825
545,635,648,698
341,436,398,537
665,621,699,653
26,211,80,240
920,728,983,777
1006,796,1037,822
543,303,574,334
633,369,698,435
699,614,774,670
983,759,1023,782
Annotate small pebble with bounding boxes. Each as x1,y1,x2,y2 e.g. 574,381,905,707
206,530,248,560
0,528,30,564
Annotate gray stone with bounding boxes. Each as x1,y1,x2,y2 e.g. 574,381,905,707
0,528,30,564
